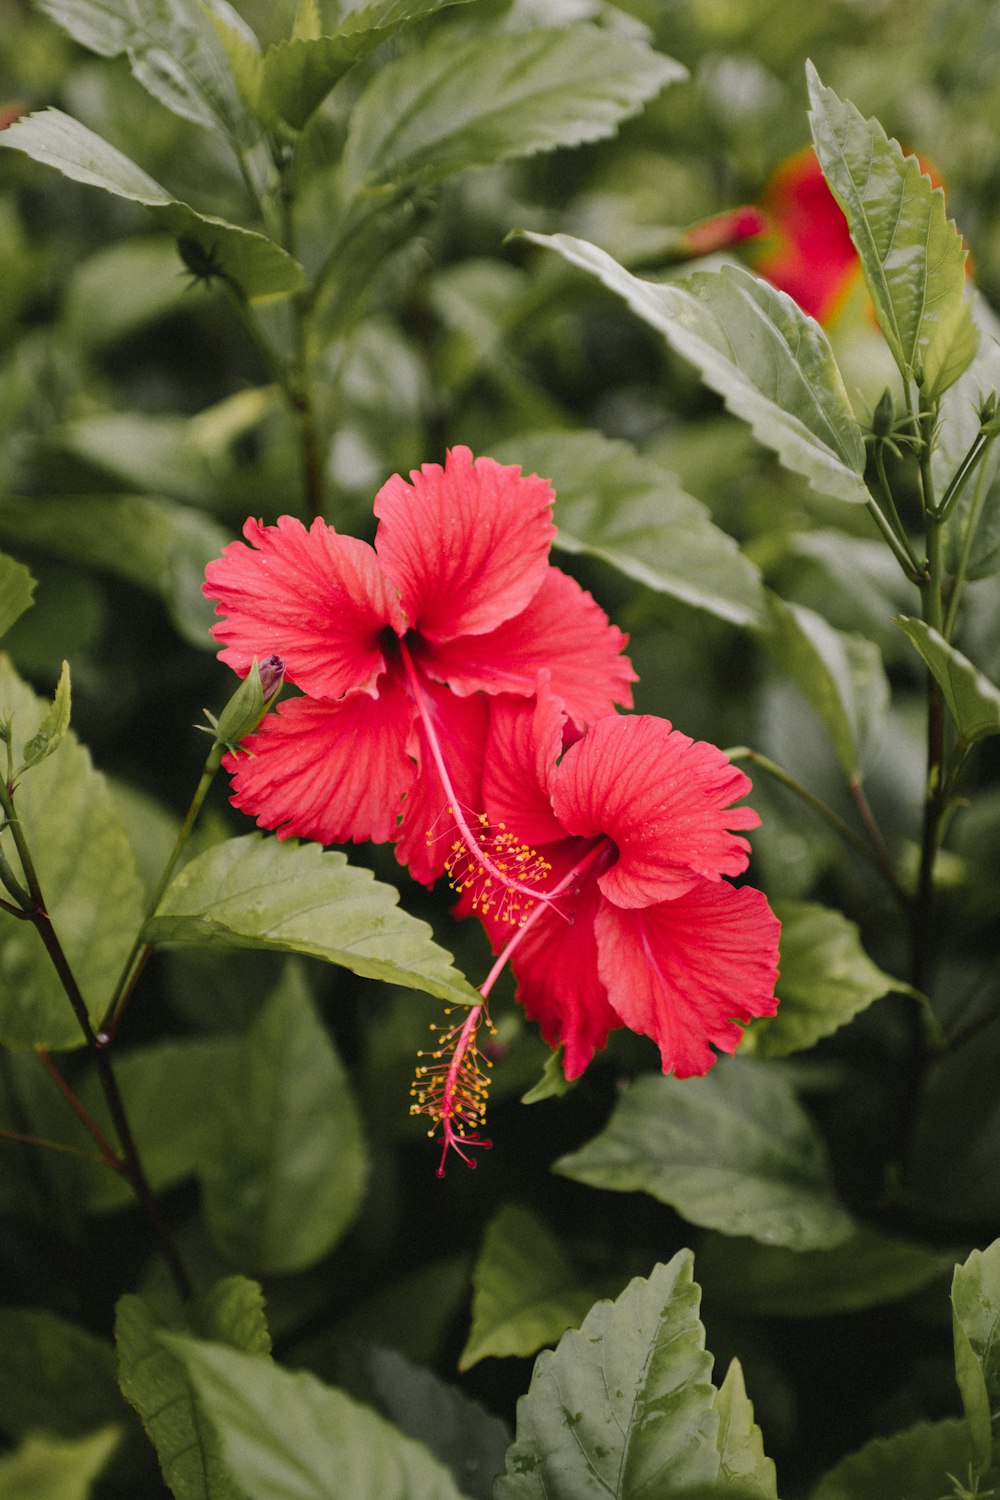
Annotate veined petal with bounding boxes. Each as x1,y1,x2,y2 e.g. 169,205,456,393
224,676,414,846
595,882,780,1077
420,568,635,727
481,677,567,848
373,446,555,642
205,515,406,699
554,716,759,907
395,679,491,886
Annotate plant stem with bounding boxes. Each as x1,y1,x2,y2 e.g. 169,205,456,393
872,446,922,578
943,456,993,640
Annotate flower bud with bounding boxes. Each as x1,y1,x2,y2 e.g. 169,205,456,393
202,655,284,753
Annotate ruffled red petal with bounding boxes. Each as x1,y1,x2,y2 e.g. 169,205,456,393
205,515,406,700
223,675,414,846
553,716,759,907
419,568,635,727
394,679,491,886
480,679,567,848
595,882,780,1077
373,447,555,642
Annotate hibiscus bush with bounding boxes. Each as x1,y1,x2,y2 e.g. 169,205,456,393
2,0,1000,1496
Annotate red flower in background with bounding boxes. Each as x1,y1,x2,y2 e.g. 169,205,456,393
750,145,862,324
204,447,634,879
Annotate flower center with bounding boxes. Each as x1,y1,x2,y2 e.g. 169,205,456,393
442,813,552,925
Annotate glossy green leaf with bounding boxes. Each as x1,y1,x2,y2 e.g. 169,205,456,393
495,430,764,627
34,0,260,150
20,660,71,773
951,1238,1000,1471
698,1227,954,1318
555,1061,854,1250
0,552,35,640
164,1336,471,1500
528,234,870,506
459,1204,598,1371
0,1309,121,1443
809,1418,975,1500
0,1427,120,1500
807,63,977,397
199,964,369,1274
897,617,1000,743
494,1254,720,1498
0,657,145,1050
742,901,907,1058
760,594,889,779
714,1360,778,1499
146,833,479,1006
344,25,684,192
0,111,302,303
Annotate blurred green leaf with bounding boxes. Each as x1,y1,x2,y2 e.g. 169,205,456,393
199,964,369,1275
0,657,145,1050
520,1045,573,1103
494,1253,720,1498
807,63,977,398
761,595,890,779
555,1061,854,1251
935,295,1000,574
64,236,189,348
809,1418,975,1500
344,25,685,192
20,659,71,773
897,617,1000,743
742,901,908,1058
164,1336,472,1500
951,1238,1000,1471
496,430,764,627
0,1427,120,1500
713,1360,778,1499
0,1309,121,1443
909,1018,1000,1225
0,111,302,303
528,235,870,507
459,1204,598,1371
196,1276,272,1356
0,553,35,640
146,833,479,1006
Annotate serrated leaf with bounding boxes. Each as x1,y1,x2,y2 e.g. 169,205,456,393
163,1336,471,1500
0,656,145,1049
760,594,889,779
146,833,478,1006
0,111,302,303
555,1060,854,1251
459,1204,598,1371
714,1360,778,1499
0,1427,120,1500
0,1309,121,1443
344,25,684,192
897,616,1000,742
199,963,369,1274
529,234,870,507
196,1276,272,1356
742,901,907,1058
809,1417,975,1500
494,430,764,627
495,1253,720,1498
20,660,71,772
951,1239,1000,1471
807,62,977,398
0,552,35,639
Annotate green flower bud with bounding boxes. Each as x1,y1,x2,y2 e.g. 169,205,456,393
200,655,284,754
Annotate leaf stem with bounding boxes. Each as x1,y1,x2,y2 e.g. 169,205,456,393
943,455,993,640
871,446,921,578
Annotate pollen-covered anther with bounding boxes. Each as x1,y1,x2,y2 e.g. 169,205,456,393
409,1003,496,1176
443,817,552,925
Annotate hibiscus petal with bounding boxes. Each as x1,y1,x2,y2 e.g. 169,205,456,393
553,716,759,906
205,515,406,699
481,678,567,848
420,568,635,727
373,446,555,642
394,679,491,886
224,676,414,846
595,882,780,1077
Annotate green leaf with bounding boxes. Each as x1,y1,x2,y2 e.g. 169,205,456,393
34,0,260,150
760,594,889,779
163,1336,472,1500
0,1309,122,1443
520,1046,573,1104
807,63,977,397
459,1204,599,1371
697,1227,954,1318
0,1428,120,1500
64,236,189,349
494,1253,721,1498
115,1294,244,1500
0,552,35,639
20,660,71,773
938,295,1000,580
0,656,146,1050
494,430,764,627
951,1238,1000,1471
555,1060,854,1251
742,901,908,1058
528,234,870,507
713,1360,778,1499
809,1418,975,1500
344,25,684,192
146,833,479,1006
897,616,1000,743
0,111,302,303
199,963,369,1275
195,1276,272,1357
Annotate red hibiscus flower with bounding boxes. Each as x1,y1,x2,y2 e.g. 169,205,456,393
459,679,780,1080
203,447,635,880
